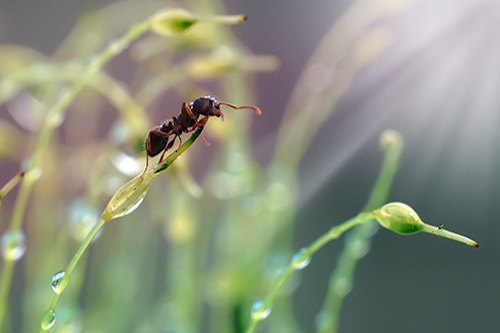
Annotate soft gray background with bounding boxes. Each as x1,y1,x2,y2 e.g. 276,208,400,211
0,1,498,332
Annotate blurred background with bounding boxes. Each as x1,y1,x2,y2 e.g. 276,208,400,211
0,0,498,332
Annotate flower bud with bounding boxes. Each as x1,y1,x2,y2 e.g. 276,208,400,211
149,9,198,36
374,202,478,247
374,202,423,235
101,171,157,221
379,130,403,152
149,9,248,37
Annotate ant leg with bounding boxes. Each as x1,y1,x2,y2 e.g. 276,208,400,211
177,136,183,150
200,131,210,146
182,102,196,119
183,102,209,128
158,139,176,164
140,155,149,177
188,117,210,146
191,116,209,130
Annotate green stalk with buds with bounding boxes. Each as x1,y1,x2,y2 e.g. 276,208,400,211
247,201,478,332
40,128,203,331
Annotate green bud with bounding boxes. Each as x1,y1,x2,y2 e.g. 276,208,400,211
101,171,157,221
374,202,478,247
149,9,248,37
379,130,403,152
374,202,423,235
149,9,198,36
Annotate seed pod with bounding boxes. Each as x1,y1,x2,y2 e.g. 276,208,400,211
374,202,478,247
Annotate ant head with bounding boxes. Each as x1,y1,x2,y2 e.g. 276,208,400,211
190,95,225,120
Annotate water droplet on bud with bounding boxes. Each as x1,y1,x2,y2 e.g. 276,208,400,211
51,270,68,294
1,230,26,260
41,309,56,330
291,248,311,270
251,300,272,321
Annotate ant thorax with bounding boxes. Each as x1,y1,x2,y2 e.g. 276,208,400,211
190,95,222,118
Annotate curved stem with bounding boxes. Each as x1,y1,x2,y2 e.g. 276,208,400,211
39,217,105,332
39,127,203,330
245,212,374,333
317,131,403,333
0,21,151,333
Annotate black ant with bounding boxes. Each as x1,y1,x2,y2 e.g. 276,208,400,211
142,95,262,176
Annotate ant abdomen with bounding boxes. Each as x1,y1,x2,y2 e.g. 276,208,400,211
146,130,169,157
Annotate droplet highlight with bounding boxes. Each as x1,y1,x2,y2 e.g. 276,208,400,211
291,248,311,270
51,270,68,294
332,277,353,297
41,309,56,330
1,230,27,261
251,300,272,321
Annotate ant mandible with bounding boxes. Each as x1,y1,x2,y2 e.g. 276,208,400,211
142,95,262,176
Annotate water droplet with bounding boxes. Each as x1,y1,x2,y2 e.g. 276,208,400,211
46,112,65,128
25,167,43,182
332,277,352,297
51,270,68,294
124,197,144,215
87,54,99,67
1,230,26,261
69,199,99,242
40,309,56,330
291,248,311,270
251,300,272,321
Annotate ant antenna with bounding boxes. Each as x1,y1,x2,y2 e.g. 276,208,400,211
218,102,262,115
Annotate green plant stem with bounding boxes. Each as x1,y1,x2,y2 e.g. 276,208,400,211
39,128,202,331
39,217,105,332
316,133,403,333
0,21,151,332
245,212,375,333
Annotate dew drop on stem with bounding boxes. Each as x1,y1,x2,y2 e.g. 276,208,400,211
251,300,272,321
41,309,56,330
51,270,68,294
291,248,311,270
1,230,26,261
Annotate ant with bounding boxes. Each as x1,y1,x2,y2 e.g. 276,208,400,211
142,95,262,176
